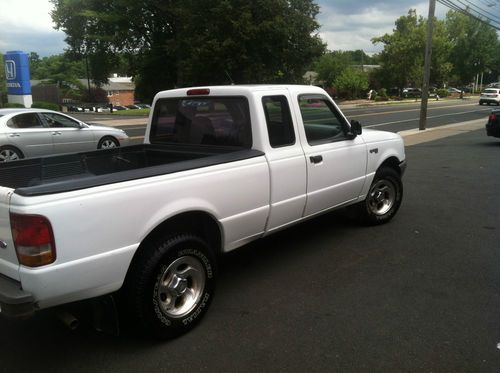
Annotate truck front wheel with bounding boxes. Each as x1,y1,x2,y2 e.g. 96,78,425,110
356,166,403,225
125,234,216,339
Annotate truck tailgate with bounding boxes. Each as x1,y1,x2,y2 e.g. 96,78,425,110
0,187,19,281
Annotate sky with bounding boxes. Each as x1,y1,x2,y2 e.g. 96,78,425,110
0,0,449,57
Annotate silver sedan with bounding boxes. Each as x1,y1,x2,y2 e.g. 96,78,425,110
0,108,129,161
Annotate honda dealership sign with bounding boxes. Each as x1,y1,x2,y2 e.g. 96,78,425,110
5,50,32,107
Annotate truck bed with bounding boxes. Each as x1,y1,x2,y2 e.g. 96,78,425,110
0,144,263,196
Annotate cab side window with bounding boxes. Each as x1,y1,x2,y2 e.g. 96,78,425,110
7,113,43,129
262,95,295,148
298,95,348,145
41,113,81,128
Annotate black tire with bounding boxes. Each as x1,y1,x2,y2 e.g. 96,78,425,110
124,234,216,339
356,166,403,225
0,146,24,162
98,136,119,149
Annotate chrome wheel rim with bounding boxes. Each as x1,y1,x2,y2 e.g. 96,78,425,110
100,139,117,148
367,179,396,216
0,149,20,162
156,256,206,318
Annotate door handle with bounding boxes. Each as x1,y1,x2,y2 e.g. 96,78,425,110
52,131,62,135
310,155,323,164
8,133,20,137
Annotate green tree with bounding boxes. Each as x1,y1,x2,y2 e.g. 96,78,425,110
0,54,6,106
51,0,325,101
314,51,352,87
334,67,369,99
372,9,426,90
372,9,456,91
445,10,500,85
30,54,86,85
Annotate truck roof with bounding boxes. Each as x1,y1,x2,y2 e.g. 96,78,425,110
154,84,327,99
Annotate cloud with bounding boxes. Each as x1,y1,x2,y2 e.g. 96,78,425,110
0,29,67,57
316,1,449,53
0,0,67,56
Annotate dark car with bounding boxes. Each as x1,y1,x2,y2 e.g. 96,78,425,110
486,109,500,138
402,87,422,98
113,105,128,111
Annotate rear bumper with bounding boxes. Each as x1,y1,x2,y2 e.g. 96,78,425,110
480,98,500,105
0,275,35,318
486,123,500,138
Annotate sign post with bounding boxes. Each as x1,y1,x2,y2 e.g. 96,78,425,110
5,50,33,108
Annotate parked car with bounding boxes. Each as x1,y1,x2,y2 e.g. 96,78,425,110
137,104,151,109
67,105,85,112
113,105,129,111
457,86,472,93
126,105,141,110
486,109,500,137
402,88,421,98
96,106,111,113
479,88,500,106
0,108,129,161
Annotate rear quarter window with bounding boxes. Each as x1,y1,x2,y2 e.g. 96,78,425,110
150,97,252,148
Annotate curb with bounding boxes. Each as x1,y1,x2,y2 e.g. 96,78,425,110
398,118,485,146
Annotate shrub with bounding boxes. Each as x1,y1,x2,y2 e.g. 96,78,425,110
378,88,388,98
436,89,448,98
2,102,25,108
32,101,60,111
375,96,389,102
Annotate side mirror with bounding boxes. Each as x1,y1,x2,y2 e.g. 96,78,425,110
347,119,362,138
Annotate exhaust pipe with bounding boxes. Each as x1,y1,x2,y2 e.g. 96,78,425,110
56,310,79,331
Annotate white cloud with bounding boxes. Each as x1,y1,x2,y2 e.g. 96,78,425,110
0,0,67,56
0,0,56,31
316,1,450,52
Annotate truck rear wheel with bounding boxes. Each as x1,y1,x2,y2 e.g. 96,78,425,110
125,234,216,339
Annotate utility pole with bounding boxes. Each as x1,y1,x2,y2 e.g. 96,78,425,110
419,0,436,131
85,54,91,102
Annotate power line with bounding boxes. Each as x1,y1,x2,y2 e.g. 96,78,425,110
437,0,500,30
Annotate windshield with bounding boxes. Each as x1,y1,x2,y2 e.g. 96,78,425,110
484,89,498,94
150,97,252,148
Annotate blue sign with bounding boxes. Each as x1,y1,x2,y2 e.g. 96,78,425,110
5,51,31,95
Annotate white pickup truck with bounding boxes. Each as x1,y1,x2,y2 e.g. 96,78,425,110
0,85,406,338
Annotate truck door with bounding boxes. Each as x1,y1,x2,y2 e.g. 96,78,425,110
261,94,307,232
295,94,367,217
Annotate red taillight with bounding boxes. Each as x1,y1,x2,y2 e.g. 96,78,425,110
489,113,497,122
10,213,56,267
187,88,210,96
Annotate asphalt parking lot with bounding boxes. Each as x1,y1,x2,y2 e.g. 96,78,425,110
0,126,499,372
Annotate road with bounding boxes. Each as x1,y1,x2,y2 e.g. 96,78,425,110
73,98,493,144
342,98,492,133
0,111,499,371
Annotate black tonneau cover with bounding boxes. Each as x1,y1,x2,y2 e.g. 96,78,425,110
0,144,264,197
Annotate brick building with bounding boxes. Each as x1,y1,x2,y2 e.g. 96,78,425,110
102,77,135,106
